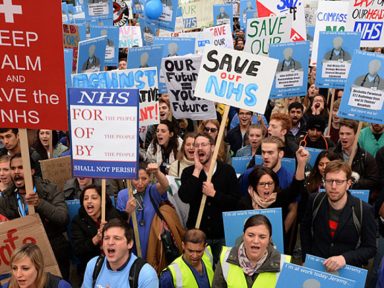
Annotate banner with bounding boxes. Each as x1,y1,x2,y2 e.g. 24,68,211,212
68,88,139,179
213,4,233,28
311,0,349,65
276,263,356,288
204,23,234,49
223,208,284,253
305,254,367,288
244,15,292,56
90,26,119,66
316,31,361,89
40,156,72,193
0,0,68,130
163,55,216,120
194,45,278,113
338,50,384,124
269,41,310,99
346,0,384,48
72,67,160,127
256,0,307,42
119,26,143,48
0,215,60,278
76,36,107,74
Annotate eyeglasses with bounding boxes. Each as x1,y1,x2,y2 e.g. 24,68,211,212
204,127,218,133
323,179,348,186
257,181,274,187
194,142,211,148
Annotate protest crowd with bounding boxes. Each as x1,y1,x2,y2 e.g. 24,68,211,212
1,0,384,287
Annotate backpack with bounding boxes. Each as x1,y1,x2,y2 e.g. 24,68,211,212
92,255,146,288
311,192,363,249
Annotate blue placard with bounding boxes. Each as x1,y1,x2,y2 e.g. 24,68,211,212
232,156,252,174
318,189,369,203
68,88,139,179
305,254,367,288
306,147,324,168
158,0,179,32
232,156,296,175
223,208,284,253
127,45,164,76
338,50,384,124
77,36,107,74
85,0,113,21
90,26,119,66
213,4,233,30
64,49,73,89
276,263,356,288
139,17,160,46
316,31,361,89
240,0,256,30
153,37,195,93
269,41,310,99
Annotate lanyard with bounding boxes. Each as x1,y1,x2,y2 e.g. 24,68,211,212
16,186,36,217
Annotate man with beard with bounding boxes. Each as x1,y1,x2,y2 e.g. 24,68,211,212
226,109,253,155
0,153,70,280
358,123,384,157
332,119,379,202
301,160,376,271
179,133,239,265
298,116,335,150
288,102,307,143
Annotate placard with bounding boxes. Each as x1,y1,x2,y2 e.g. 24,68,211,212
178,31,214,54
179,0,224,30
163,55,216,120
244,15,292,56
90,26,119,66
338,50,384,124
223,208,284,253
194,45,278,114
119,26,143,48
68,88,139,179
85,0,113,21
113,0,132,27
40,156,72,193
213,4,233,28
204,23,234,49
76,36,107,74
0,0,68,130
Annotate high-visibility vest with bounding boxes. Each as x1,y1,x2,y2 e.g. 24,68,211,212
167,246,214,288
219,246,291,288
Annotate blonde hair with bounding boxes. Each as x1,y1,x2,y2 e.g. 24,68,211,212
9,244,47,288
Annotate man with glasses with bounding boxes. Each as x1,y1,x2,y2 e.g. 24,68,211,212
179,133,239,265
226,108,253,155
301,160,376,271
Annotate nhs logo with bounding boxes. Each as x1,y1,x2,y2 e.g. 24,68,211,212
354,21,383,40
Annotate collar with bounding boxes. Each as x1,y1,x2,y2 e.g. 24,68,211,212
106,254,131,271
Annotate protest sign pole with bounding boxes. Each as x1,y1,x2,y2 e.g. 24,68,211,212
101,179,106,223
195,105,230,229
48,130,53,159
127,180,142,257
19,129,35,215
326,89,336,137
348,122,363,167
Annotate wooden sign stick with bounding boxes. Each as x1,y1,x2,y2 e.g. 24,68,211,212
19,128,35,215
48,130,53,159
348,122,363,167
127,180,142,257
101,179,106,223
326,89,336,137
195,105,230,229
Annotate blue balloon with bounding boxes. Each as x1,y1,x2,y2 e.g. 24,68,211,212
145,0,163,20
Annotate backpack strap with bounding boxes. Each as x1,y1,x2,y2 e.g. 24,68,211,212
311,192,327,239
129,257,147,288
351,198,363,249
92,255,105,288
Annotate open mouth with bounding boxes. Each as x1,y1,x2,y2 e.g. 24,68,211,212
106,248,116,257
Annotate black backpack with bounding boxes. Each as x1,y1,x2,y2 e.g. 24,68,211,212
311,192,363,249
92,255,146,288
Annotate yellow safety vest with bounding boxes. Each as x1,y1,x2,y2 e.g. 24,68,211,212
220,246,291,288
167,246,214,288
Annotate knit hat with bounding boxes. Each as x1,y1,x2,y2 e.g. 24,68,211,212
307,116,326,133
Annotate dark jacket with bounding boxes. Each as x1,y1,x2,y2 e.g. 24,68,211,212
71,205,122,274
300,192,377,267
332,143,379,200
179,161,240,239
226,125,245,155
212,242,282,288
288,117,307,143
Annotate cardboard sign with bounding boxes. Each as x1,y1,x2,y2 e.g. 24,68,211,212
316,31,361,89
311,1,349,65
0,214,60,278
223,208,284,253
71,67,159,127
40,156,72,193
244,15,292,56
0,0,67,130
305,254,367,287
68,88,139,179
346,0,384,48
338,50,384,124
269,41,310,99
76,36,107,74
119,26,143,48
194,45,278,114
276,263,356,288
163,55,217,120
256,0,307,42
204,23,234,49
